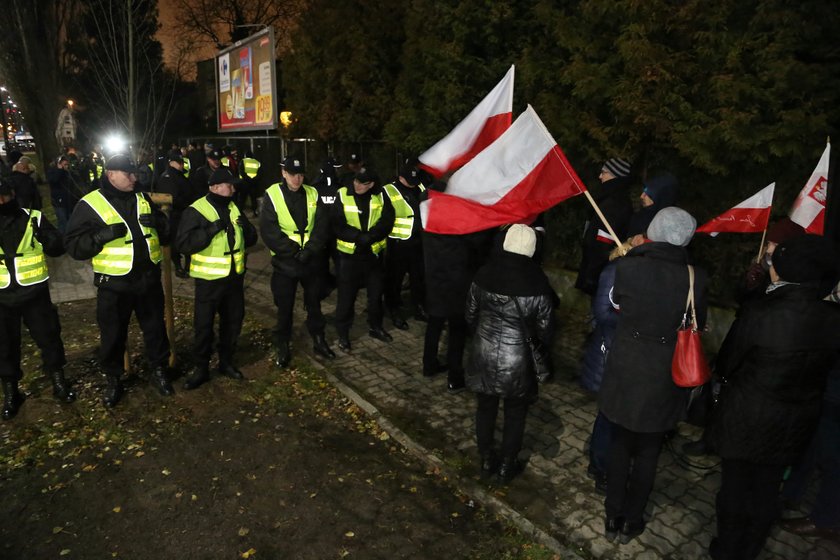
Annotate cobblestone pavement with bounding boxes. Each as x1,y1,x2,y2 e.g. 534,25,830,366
49,225,840,560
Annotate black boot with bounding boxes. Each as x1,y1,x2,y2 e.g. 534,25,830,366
150,366,175,396
218,362,244,380
274,342,291,368
497,456,523,484
103,375,124,408
312,334,336,360
619,520,646,544
337,335,351,353
2,379,25,420
479,450,499,479
604,516,624,542
390,311,409,331
183,366,210,390
368,327,393,342
50,370,76,403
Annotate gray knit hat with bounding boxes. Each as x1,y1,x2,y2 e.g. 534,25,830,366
503,224,537,257
602,158,632,178
646,207,697,247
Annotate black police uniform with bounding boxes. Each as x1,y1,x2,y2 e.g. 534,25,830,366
176,189,257,388
156,161,192,275
64,171,173,406
0,198,72,419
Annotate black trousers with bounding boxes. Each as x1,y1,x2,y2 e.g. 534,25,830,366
0,289,66,380
715,459,786,560
335,255,384,337
423,314,467,379
604,423,666,524
96,283,169,376
475,393,530,459
384,240,425,313
270,269,325,344
194,275,245,367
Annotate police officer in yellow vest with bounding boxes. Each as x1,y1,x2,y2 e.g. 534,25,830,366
65,154,174,407
259,156,333,367
175,168,257,389
239,150,262,217
330,168,395,352
383,163,429,330
0,179,74,420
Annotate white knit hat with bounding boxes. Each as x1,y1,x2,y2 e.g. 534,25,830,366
503,224,537,257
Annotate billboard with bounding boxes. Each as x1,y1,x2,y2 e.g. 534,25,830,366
215,27,277,132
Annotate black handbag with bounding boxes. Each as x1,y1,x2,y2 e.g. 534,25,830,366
512,296,552,384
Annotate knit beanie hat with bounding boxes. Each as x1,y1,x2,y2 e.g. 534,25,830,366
642,172,679,207
772,234,837,283
646,207,697,247
767,217,805,245
602,158,631,178
503,224,537,257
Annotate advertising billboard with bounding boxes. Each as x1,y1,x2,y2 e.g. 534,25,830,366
215,27,277,132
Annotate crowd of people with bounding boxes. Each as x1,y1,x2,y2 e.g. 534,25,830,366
0,147,838,559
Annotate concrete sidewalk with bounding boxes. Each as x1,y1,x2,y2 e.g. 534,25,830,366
49,226,838,560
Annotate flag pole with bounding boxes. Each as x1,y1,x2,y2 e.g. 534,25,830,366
755,227,768,263
530,106,624,247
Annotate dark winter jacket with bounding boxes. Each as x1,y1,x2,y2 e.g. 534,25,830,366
579,260,620,393
706,284,840,464
575,176,633,295
0,201,64,306
598,242,708,433
465,252,556,399
423,230,493,318
156,166,191,214
259,181,329,278
8,171,42,210
64,178,170,294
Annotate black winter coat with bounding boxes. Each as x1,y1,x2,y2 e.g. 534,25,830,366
707,284,840,464
8,171,42,210
465,253,556,399
423,230,493,317
156,166,191,214
598,242,708,433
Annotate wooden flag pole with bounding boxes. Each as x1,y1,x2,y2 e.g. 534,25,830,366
755,226,768,264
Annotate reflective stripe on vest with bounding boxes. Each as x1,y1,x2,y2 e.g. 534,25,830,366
188,197,244,280
0,209,49,289
265,183,317,255
221,156,230,167
336,187,386,255
82,190,162,276
382,183,415,240
182,158,190,177
242,158,260,179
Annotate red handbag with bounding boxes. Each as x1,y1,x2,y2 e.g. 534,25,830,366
672,265,712,388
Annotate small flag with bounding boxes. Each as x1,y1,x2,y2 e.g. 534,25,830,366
696,183,775,236
789,142,830,234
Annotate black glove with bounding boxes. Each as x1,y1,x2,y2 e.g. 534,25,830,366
236,214,247,228
295,248,313,264
355,232,372,248
138,213,154,228
205,219,225,237
93,223,128,245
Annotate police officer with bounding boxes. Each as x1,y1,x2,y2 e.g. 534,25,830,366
65,154,174,407
189,148,224,206
338,153,364,189
238,150,262,216
0,179,73,420
383,163,428,330
312,157,343,299
156,151,191,277
260,156,334,367
176,167,257,389
331,168,395,352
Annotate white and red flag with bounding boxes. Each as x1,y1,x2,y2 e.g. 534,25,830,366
789,142,831,234
696,183,775,236
420,105,586,235
417,65,514,178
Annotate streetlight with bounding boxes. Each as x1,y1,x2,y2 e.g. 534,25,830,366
67,99,75,109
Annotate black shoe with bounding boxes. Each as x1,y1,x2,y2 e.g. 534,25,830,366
413,305,429,322
391,316,409,330
619,520,646,544
497,457,523,484
368,327,393,342
422,362,447,377
103,376,124,408
274,343,291,368
312,334,336,360
447,380,466,394
2,380,25,420
682,439,710,457
337,336,352,353
480,451,498,479
604,517,624,542
175,267,189,279
219,363,244,380
150,366,175,396
50,370,76,403
183,367,210,390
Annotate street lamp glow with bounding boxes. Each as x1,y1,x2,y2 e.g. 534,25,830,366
67,99,75,108
104,135,126,154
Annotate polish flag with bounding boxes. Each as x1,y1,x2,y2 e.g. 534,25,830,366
789,142,830,234
696,183,775,237
420,105,586,235
418,65,514,178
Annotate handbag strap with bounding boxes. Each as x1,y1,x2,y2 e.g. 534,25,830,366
683,265,699,331
511,296,535,341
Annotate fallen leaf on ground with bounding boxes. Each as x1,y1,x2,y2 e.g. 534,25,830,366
240,548,257,558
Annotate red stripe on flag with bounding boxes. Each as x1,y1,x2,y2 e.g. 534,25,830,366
419,113,512,178
696,207,772,234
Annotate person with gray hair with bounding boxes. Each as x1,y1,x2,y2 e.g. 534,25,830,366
597,206,708,543
465,224,557,484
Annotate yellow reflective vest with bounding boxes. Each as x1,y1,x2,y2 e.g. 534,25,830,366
81,190,162,276
188,197,245,280
336,187,386,255
264,183,318,255
182,158,190,178
0,209,49,289
383,183,425,240
241,157,260,179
